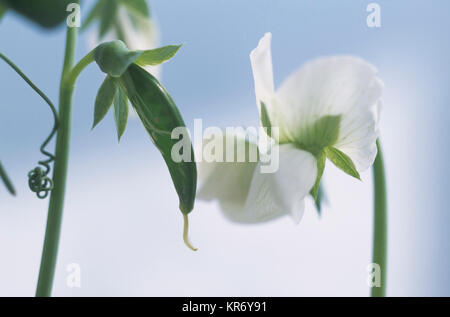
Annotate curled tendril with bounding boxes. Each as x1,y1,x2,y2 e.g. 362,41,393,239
0,52,58,199
28,110,58,199
28,167,54,199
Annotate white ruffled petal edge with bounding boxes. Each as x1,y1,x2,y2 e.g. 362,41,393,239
243,144,317,223
196,133,259,214
250,32,275,110
274,56,383,171
250,32,291,143
197,135,317,224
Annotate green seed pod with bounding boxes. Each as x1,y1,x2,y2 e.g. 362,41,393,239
119,64,197,215
93,41,197,249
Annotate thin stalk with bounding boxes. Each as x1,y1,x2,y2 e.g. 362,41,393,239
182,213,197,251
371,140,387,297
35,17,79,297
64,49,95,88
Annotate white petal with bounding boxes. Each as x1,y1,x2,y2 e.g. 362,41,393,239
241,144,317,224
335,99,382,171
197,132,259,216
197,160,257,205
250,33,290,142
250,32,275,109
275,56,383,170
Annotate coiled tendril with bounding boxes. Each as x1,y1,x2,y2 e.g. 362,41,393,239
27,107,58,198
28,167,53,199
0,52,58,199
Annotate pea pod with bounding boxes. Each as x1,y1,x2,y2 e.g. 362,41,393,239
93,41,197,250
119,64,197,214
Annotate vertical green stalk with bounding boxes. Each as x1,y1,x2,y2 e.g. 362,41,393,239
371,140,387,297
35,13,79,297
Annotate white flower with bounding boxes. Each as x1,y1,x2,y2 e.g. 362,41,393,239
197,32,383,224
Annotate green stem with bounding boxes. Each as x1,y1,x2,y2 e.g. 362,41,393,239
35,17,79,297
64,49,95,88
371,140,387,297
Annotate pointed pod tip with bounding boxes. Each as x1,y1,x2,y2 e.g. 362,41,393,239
117,132,125,143
182,213,198,252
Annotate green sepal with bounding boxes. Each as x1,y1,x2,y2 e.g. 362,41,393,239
324,146,361,180
315,183,327,216
134,45,182,67
298,115,341,156
94,41,181,78
310,150,326,199
113,86,129,141
0,0,73,28
93,76,117,129
118,64,197,214
94,41,142,78
260,101,272,137
0,161,16,195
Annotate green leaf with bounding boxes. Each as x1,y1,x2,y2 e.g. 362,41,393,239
81,0,106,31
94,40,142,77
119,64,197,214
120,0,150,17
135,45,182,67
113,86,129,141
93,76,117,129
310,151,326,199
324,146,361,180
315,183,327,216
0,161,16,195
0,0,73,28
99,0,118,37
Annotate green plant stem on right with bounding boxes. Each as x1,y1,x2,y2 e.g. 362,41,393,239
371,140,387,297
